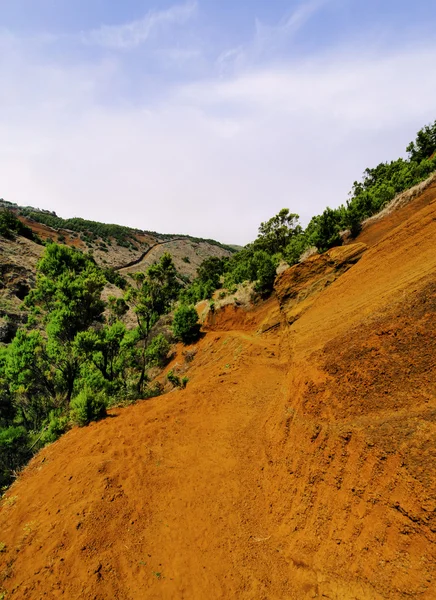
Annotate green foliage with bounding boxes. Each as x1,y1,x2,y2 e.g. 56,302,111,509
251,251,277,294
102,268,128,289
223,248,278,295
39,411,70,445
172,305,200,344
145,334,170,367
0,246,182,488
4,329,56,429
125,253,180,393
255,209,302,255
283,233,311,265
306,207,344,252
0,426,31,488
180,256,228,303
0,209,36,242
0,348,15,428
36,243,96,278
166,370,180,387
76,320,133,384
69,388,107,427
22,212,139,246
180,279,217,304
107,296,129,324
406,120,436,162
126,253,180,337
197,257,227,287
15,207,235,253
156,232,236,254
166,371,188,389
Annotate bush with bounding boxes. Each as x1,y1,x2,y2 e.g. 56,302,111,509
69,389,107,427
251,250,276,294
0,426,31,488
40,411,70,445
167,370,181,387
172,305,200,344
102,268,128,290
0,210,35,242
166,371,188,389
145,334,170,367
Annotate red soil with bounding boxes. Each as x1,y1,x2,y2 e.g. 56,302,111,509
18,216,85,249
1,187,436,599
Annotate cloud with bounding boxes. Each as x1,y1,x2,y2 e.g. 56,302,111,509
81,1,197,49
1,7,436,244
217,0,330,73
256,0,329,42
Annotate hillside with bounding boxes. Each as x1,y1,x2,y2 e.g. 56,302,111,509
0,172,435,598
0,202,234,342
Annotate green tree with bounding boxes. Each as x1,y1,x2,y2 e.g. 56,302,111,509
125,253,180,392
24,245,107,404
76,321,131,383
407,120,436,162
255,209,302,255
250,250,277,294
306,207,344,252
145,334,170,367
4,330,56,429
196,257,227,288
0,426,31,488
172,305,200,344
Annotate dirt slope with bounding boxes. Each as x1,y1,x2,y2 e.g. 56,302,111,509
1,188,436,599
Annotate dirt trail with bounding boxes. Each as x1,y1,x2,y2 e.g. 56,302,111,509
1,185,436,599
115,238,185,273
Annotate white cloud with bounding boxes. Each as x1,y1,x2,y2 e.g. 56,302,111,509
1,12,436,244
217,0,330,73
81,1,197,49
256,0,329,42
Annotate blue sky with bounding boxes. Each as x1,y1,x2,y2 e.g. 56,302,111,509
1,1,436,243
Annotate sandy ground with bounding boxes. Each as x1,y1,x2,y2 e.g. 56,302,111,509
1,187,436,599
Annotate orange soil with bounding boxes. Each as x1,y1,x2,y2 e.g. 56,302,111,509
18,216,85,249
1,189,436,599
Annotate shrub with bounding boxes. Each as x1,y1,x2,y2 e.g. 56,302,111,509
166,371,188,389
102,268,128,290
0,426,31,488
251,250,276,294
40,411,70,445
69,389,107,427
145,334,170,367
0,210,35,242
172,305,200,344
166,370,181,387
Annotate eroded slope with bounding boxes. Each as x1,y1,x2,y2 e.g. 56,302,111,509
1,189,436,599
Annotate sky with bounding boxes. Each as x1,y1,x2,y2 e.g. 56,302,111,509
1,1,436,244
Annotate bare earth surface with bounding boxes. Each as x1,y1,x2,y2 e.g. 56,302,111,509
1,187,436,599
